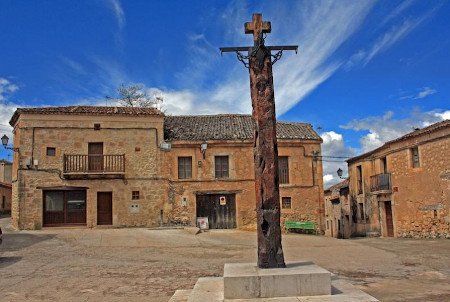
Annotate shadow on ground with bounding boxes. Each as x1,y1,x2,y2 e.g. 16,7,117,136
0,256,22,269
1,233,56,252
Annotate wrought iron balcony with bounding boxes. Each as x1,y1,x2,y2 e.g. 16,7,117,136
370,173,392,192
63,154,125,179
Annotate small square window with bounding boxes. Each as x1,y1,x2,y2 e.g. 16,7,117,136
282,197,292,209
132,191,140,200
46,147,56,156
94,123,101,130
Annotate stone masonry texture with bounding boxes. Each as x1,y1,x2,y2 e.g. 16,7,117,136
10,107,324,231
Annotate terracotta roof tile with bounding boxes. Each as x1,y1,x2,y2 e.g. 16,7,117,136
10,106,163,126
164,114,321,141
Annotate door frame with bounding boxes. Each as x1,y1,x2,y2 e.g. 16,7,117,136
97,191,113,226
196,193,237,229
42,189,87,227
384,201,394,237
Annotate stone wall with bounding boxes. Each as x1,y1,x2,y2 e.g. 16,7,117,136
11,113,324,231
390,138,450,238
164,140,324,232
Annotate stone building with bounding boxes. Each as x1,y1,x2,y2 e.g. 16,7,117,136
347,120,450,238
9,106,324,231
324,179,351,238
0,160,12,212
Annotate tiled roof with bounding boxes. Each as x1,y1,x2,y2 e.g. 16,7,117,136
10,106,163,126
347,119,450,163
325,179,349,193
164,115,321,141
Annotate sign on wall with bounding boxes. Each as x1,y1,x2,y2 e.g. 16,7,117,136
220,196,227,205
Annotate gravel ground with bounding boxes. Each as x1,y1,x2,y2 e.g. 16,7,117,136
0,216,449,302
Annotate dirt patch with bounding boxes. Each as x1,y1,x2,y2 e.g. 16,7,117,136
0,217,449,301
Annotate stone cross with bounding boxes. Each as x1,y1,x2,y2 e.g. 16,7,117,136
220,14,298,268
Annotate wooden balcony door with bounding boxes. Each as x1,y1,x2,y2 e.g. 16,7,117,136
97,192,112,225
88,143,103,171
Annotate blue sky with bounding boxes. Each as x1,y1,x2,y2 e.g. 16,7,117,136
0,0,449,186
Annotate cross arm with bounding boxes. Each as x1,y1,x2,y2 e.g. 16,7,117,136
220,45,298,55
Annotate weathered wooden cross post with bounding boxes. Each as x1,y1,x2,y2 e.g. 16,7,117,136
220,14,298,268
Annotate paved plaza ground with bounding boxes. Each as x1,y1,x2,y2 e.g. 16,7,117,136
0,216,449,302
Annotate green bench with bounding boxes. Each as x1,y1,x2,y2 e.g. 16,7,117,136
285,221,317,234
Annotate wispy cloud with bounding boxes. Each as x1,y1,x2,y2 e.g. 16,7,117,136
105,0,125,30
341,109,450,152
380,0,415,26
399,87,437,100
346,4,438,69
162,1,376,116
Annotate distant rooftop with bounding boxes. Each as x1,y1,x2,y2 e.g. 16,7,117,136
164,114,321,141
10,106,163,126
347,119,450,163
325,179,349,193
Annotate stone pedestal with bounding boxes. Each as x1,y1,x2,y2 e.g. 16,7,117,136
224,261,330,299
169,261,379,302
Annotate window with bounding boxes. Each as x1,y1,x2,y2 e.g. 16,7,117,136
46,147,56,156
356,165,363,194
278,156,289,184
281,197,292,209
178,157,192,179
215,156,229,178
326,220,329,230
45,191,64,211
132,191,140,200
411,146,420,168
359,203,364,221
380,157,387,173
2,196,5,209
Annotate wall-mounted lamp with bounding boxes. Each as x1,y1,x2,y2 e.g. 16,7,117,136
200,142,207,159
336,168,348,179
1,134,19,152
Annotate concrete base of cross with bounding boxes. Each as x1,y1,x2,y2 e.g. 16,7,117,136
169,261,379,302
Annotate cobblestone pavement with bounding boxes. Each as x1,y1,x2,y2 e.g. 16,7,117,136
0,216,449,302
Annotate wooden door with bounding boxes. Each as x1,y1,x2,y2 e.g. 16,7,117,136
88,143,103,171
196,194,236,229
97,192,112,225
385,201,394,237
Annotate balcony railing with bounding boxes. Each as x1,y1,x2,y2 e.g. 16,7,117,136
63,154,125,176
370,173,392,192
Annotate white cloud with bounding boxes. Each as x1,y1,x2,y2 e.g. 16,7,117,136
0,78,19,101
320,131,356,187
323,174,334,183
435,110,450,120
342,109,450,153
0,77,20,144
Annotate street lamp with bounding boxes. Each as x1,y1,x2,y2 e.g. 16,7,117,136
337,168,347,179
1,134,19,152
